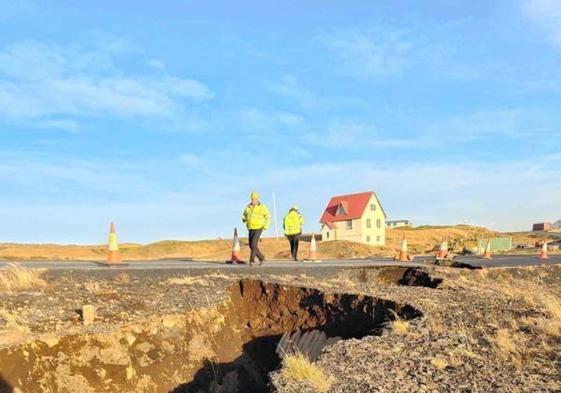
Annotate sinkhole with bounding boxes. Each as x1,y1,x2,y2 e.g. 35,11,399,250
172,279,422,393
0,279,423,393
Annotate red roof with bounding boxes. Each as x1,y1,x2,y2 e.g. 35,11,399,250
320,191,385,223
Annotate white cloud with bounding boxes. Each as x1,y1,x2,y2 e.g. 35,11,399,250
179,153,202,167
429,108,561,141
0,39,213,129
0,153,151,194
318,28,413,78
147,58,166,70
301,120,434,149
236,107,304,137
523,0,561,46
1,150,560,241
32,118,80,132
259,160,561,231
269,74,318,109
544,152,561,161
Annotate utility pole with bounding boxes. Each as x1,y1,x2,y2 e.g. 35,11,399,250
272,192,279,240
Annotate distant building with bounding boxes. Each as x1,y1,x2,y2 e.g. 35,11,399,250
386,219,413,228
320,191,386,245
553,220,561,229
532,222,552,231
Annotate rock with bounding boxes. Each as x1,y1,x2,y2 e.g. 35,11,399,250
81,305,96,326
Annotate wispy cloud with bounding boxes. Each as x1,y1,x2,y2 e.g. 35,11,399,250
300,120,433,149
428,108,561,141
0,39,213,130
268,74,318,109
179,153,203,167
317,27,413,78
236,107,304,138
523,0,561,46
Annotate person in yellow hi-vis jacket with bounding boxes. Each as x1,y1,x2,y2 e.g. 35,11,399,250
283,206,304,261
242,191,271,266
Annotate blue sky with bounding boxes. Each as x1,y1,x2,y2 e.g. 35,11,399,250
0,0,560,243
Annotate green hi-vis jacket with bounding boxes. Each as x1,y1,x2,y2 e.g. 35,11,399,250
242,203,271,230
283,209,304,236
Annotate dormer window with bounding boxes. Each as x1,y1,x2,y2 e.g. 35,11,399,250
336,201,348,216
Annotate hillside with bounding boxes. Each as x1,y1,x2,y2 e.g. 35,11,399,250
0,225,538,262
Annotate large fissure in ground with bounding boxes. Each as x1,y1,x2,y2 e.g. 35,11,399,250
0,279,422,393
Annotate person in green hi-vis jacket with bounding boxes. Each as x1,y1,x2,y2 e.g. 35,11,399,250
241,191,270,266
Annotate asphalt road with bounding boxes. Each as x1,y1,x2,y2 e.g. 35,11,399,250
1,255,560,271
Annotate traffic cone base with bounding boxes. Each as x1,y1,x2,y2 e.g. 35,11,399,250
305,234,321,262
436,239,449,260
539,242,550,260
396,237,414,262
481,240,492,259
227,228,245,264
107,250,122,264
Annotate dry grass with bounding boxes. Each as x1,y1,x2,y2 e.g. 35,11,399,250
521,317,561,338
0,264,46,292
542,294,561,320
167,275,209,286
114,272,130,284
391,319,410,335
466,268,561,340
280,352,335,393
202,272,232,281
430,357,448,370
0,310,29,332
83,281,101,293
491,328,521,366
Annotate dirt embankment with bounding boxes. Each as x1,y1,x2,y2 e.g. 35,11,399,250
0,277,421,393
1,265,560,392
0,225,535,262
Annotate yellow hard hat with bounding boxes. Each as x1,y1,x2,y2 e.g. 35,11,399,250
250,191,260,200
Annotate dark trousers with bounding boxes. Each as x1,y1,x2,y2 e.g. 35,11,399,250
248,229,265,264
286,233,301,260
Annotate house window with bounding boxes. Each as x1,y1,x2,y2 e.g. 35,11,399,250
377,235,380,242
366,236,371,243
376,219,381,228
346,220,353,230
366,218,371,229
326,232,330,239
370,203,376,211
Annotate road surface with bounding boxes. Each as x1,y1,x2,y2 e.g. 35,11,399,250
1,255,560,271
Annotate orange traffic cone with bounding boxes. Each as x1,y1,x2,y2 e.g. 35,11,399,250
227,228,244,264
306,234,320,262
538,241,550,260
436,237,448,260
481,239,492,259
106,222,123,264
396,237,413,262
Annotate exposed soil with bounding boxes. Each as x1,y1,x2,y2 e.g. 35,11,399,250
1,265,560,393
0,275,421,393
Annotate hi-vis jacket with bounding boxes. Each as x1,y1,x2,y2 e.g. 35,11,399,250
283,210,304,236
242,203,271,230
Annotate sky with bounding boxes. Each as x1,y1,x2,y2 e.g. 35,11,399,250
0,0,560,243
